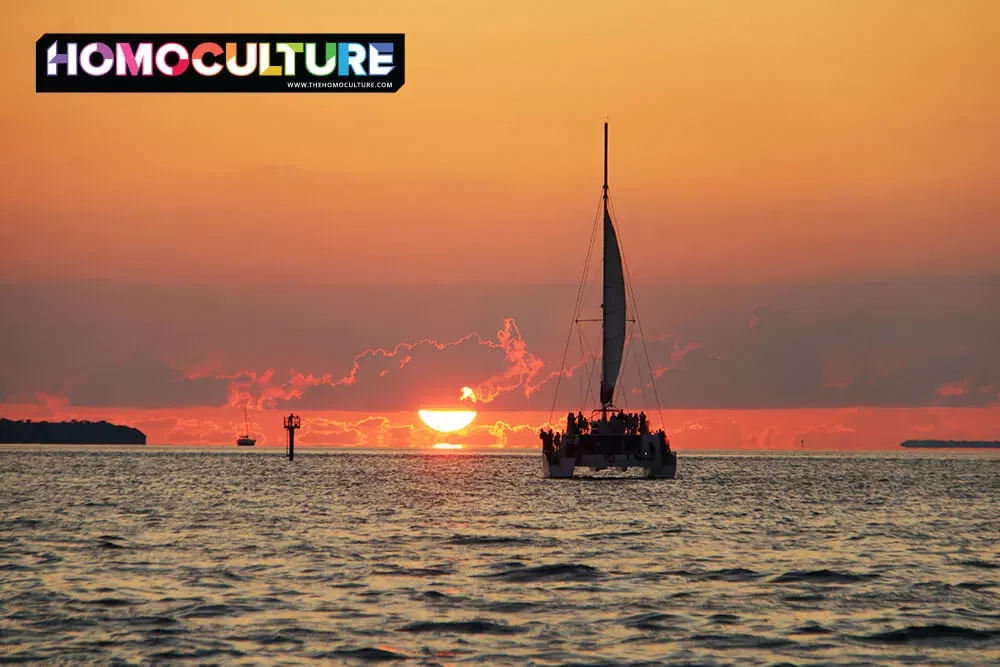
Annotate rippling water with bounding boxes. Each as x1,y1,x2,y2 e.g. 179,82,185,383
1,447,998,665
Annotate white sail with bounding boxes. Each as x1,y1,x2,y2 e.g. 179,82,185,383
600,205,626,406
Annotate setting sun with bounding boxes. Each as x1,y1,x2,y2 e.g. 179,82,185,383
418,409,476,433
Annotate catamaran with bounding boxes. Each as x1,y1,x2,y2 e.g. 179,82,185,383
237,405,256,447
541,123,677,479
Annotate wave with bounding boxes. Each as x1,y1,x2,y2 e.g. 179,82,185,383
80,597,135,608
699,567,764,582
398,619,525,635
790,621,833,635
239,631,306,646
414,590,453,602
956,581,994,590
484,563,605,583
444,534,535,546
0,653,43,664
125,615,180,627
0,563,32,572
961,558,1000,570
622,612,684,631
149,648,245,660
371,566,454,577
686,632,797,650
708,613,742,625
864,624,1000,644
782,593,827,603
772,569,876,584
96,539,128,550
177,603,257,619
322,646,412,661
476,600,538,613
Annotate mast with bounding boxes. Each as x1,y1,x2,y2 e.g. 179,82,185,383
599,122,627,414
601,121,609,420
546,122,629,427
603,121,609,197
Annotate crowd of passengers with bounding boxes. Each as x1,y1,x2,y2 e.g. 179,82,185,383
564,410,650,436
540,410,655,454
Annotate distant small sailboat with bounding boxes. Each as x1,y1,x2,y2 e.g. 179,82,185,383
541,122,677,479
237,405,256,447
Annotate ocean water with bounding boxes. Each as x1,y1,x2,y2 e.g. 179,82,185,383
1,448,998,666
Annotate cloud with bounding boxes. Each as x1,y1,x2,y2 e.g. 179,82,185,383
158,416,247,445
270,317,570,411
2,279,998,411
647,305,999,409
66,359,230,408
936,378,971,397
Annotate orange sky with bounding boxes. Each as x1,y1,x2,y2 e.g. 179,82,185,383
1,2,998,448
6,400,1000,450
2,1,999,284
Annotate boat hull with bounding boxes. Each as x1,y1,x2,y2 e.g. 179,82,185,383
237,438,256,447
542,452,577,478
542,433,677,479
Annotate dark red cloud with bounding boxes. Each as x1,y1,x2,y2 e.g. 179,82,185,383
1,279,997,412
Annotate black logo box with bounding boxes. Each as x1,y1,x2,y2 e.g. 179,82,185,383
36,33,405,93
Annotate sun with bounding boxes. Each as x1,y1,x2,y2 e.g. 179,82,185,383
418,409,476,433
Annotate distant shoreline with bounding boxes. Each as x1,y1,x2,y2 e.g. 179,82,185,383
0,419,146,445
0,442,148,446
900,439,1000,449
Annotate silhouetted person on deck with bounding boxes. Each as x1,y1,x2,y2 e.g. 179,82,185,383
639,412,648,434
567,412,576,435
540,429,553,455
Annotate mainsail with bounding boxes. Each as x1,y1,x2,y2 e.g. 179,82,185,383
599,124,627,407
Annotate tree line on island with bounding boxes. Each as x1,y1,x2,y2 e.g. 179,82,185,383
0,419,146,445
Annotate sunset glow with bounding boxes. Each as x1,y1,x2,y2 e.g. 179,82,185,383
6,4,998,662
0,1,996,452
418,410,477,433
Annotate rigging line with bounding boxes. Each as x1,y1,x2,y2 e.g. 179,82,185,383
631,321,650,412
610,192,665,427
580,188,610,317
549,196,603,423
575,322,598,408
574,196,603,317
574,324,587,407
632,324,649,408
618,320,637,412
577,228,598,316
606,190,666,428
582,323,600,407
